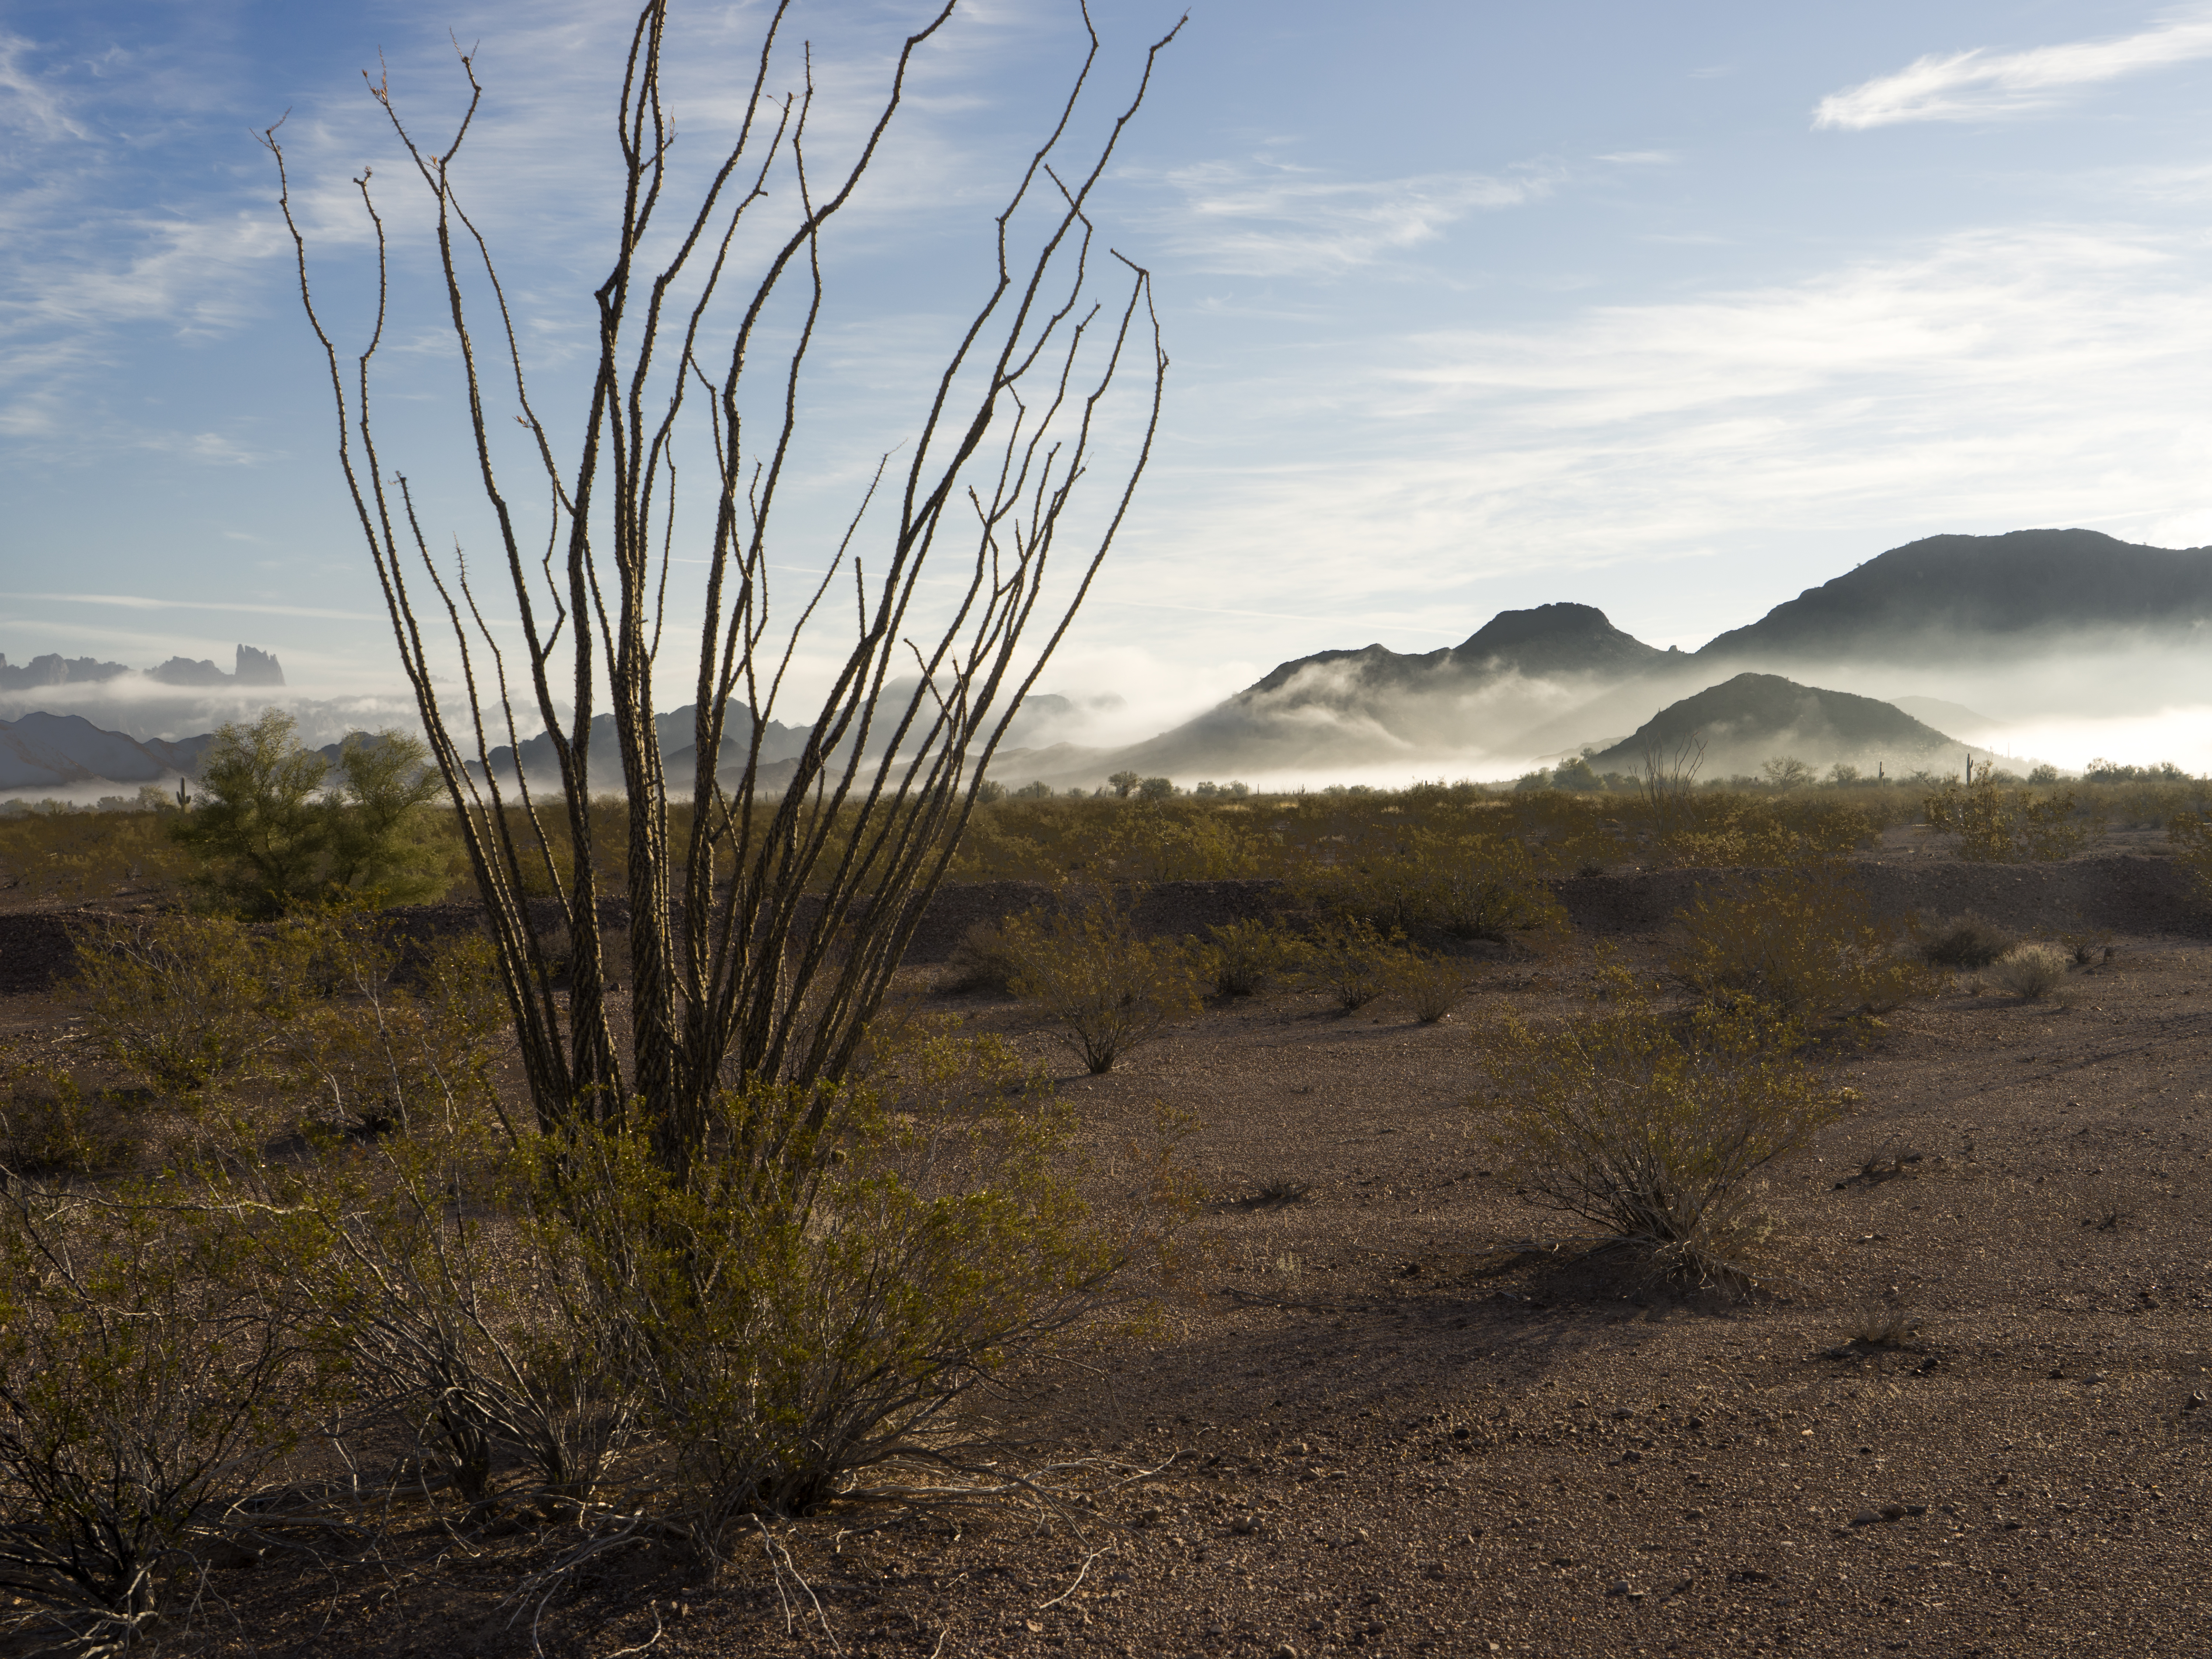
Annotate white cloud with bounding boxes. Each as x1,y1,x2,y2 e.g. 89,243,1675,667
0,31,87,141
1153,159,1566,278
1100,223,2212,661
1815,9,2212,129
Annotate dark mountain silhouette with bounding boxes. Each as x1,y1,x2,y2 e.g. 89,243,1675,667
1698,528,2212,662
479,704,812,788
0,643,285,691
1586,673,1960,777
0,713,198,791
0,653,132,691
1243,602,1669,705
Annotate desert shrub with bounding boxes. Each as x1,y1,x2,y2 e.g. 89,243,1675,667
0,1179,332,1651
1101,800,1266,881
940,920,1027,994
271,919,508,1136
0,1052,133,1177
1198,917,1309,997
241,1025,1122,1552
2167,809,2212,900
72,912,299,1100
1671,862,1941,1032
169,710,446,915
1296,828,1567,942
1296,918,1410,1012
1474,964,1852,1287
1000,886,1203,1073
1919,911,2016,969
1988,943,2070,1000
1923,769,2100,862
1391,952,1466,1023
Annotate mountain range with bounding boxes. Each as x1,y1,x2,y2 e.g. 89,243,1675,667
989,527,2184,786
1,527,2188,795
0,643,285,692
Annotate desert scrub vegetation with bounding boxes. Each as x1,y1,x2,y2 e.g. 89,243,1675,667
1922,766,2101,862
1671,862,1941,1033
1986,942,2072,1001
1295,827,1567,943
1000,887,1204,1072
0,921,1157,1641
68,908,506,1135
1473,961,1854,1288
1917,911,2017,969
0,1177,341,1652
0,801,190,904
170,710,454,915
1198,917,1309,997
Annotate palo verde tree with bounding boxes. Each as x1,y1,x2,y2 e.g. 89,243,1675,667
267,3,1181,1166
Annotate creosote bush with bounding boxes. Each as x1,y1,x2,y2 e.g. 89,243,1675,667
1199,917,1308,998
1474,958,1854,1288
1919,911,2017,970
1391,953,1466,1023
1296,828,1566,943
1988,943,2070,1001
0,1179,338,1652
1295,918,1408,1013
212,1013,1132,1555
1671,862,1942,1034
1923,769,2100,863
1000,887,1203,1073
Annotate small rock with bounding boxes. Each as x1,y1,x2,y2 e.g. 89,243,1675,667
1881,1503,1906,1522
1230,1516,1261,1536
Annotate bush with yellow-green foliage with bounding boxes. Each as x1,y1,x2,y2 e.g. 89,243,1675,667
72,911,300,1101
1474,959,1854,1288
1295,917,1412,1012
208,1014,1131,1552
1099,799,1269,881
1295,827,1567,943
1923,767,2100,862
0,1048,133,1177
1671,862,1942,1033
999,886,1204,1072
1198,917,1310,997
0,1176,340,1651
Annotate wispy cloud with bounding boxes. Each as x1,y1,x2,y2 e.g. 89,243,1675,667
1154,159,1567,278
0,592,379,621
1102,224,2212,661
1815,9,2212,129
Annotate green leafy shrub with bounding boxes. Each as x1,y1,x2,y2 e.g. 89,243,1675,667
940,919,1027,994
1923,769,2100,862
1102,800,1267,881
1671,862,1941,1032
1000,887,1203,1072
1198,917,1308,997
169,710,446,915
230,1022,1128,1555
0,1052,132,1177
1919,911,2016,969
1474,964,1852,1287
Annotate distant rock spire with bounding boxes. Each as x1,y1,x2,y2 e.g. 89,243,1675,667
234,644,285,686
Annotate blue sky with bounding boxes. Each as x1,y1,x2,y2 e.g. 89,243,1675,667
7,0,2212,744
